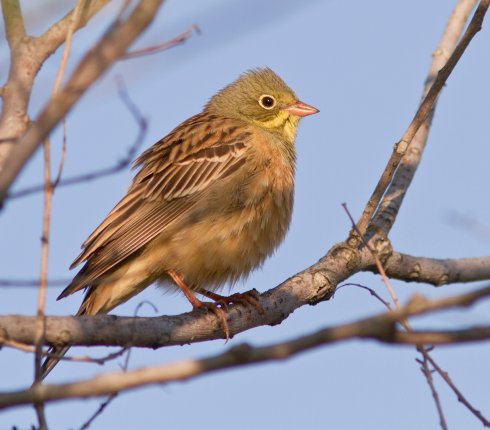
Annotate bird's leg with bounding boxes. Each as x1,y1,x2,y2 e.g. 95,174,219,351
196,287,265,315
167,270,230,339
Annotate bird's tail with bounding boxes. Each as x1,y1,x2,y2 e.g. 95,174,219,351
39,288,101,381
40,345,72,380
39,273,147,380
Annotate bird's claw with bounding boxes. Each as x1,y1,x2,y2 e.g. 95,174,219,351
193,301,230,340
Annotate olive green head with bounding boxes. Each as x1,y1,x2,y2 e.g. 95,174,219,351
205,68,318,143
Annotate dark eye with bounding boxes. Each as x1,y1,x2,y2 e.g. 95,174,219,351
259,94,276,109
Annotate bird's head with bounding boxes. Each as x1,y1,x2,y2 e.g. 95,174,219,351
205,68,318,144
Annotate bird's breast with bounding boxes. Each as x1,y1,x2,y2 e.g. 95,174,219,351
156,137,295,289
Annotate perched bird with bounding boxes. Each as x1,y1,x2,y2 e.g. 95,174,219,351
41,68,318,378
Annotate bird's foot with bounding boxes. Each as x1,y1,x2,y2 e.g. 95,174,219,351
192,300,231,340
197,288,265,315
167,270,232,339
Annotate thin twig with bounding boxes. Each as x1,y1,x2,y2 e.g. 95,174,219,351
78,299,153,430
7,76,148,201
122,23,200,59
342,203,400,308
337,283,392,309
79,394,116,430
425,352,490,427
32,6,86,426
32,137,51,429
344,203,490,428
343,203,449,428
418,351,448,430
0,278,70,286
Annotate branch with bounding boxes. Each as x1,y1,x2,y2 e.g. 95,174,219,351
369,0,480,236
35,0,110,60
355,0,487,236
0,0,110,168
0,243,359,347
1,286,490,409
1,0,26,45
122,23,199,59
0,0,165,206
1,266,489,349
7,75,148,201
379,252,490,286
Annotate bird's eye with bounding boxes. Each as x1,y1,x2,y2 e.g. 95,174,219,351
259,95,276,109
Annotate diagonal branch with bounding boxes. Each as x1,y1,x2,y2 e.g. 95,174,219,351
370,0,480,236
0,0,110,168
0,0,165,206
355,0,488,237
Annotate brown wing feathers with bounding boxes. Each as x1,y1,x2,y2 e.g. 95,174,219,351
59,115,251,299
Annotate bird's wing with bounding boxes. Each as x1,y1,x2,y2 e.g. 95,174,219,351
61,114,251,297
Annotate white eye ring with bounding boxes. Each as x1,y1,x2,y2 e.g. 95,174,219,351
258,94,276,109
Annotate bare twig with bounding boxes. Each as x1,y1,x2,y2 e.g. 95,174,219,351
49,0,87,190
32,136,51,429
344,203,451,429
418,351,448,430
7,76,148,201
355,0,488,236
424,352,490,427
122,23,199,59
36,0,110,57
32,6,87,426
78,299,152,430
0,278,70,287
336,283,392,309
79,394,115,430
343,203,402,310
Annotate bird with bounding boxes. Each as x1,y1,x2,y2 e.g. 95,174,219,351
40,67,318,379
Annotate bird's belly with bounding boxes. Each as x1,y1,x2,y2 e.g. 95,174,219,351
152,186,293,290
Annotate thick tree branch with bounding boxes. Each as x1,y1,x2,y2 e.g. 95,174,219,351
1,285,490,409
0,243,359,348
1,255,489,349
379,253,490,286
0,0,165,205
0,0,110,169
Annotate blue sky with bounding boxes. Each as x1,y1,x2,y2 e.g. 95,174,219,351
1,1,490,429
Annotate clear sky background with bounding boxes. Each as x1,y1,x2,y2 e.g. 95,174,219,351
1,1,490,429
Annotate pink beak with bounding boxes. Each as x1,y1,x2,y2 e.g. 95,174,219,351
285,101,319,117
